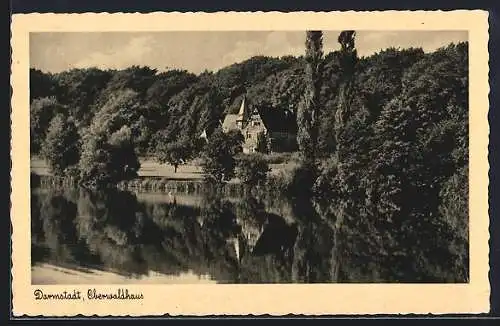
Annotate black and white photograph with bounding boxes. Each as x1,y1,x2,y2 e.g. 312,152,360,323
27,28,472,285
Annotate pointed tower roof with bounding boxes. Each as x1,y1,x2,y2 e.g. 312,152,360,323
237,96,246,118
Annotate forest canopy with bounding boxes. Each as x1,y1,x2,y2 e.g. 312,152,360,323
30,41,468,180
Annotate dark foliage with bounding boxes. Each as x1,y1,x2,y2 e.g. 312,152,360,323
313,39,469,282
30,34,469,282
236,154,271,186
201,128,244,183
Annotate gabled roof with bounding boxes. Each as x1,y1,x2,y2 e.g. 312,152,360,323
223,97,247,132
257,108,297,134
222,96,297,134
222,114,239,131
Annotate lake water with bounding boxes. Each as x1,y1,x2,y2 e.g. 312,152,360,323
31,186,467,284
31,186,337,284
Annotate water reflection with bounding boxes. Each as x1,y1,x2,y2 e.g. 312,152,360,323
32,187,308,284
31,186,467,284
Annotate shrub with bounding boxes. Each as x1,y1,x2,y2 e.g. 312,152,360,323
201,128,244,183
256,131,269,154
236,154,271,186
313,155,339,197
261,152,291,164
266,161,318,197
267,170,293,194
40,114,80,176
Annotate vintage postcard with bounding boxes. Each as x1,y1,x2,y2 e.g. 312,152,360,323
11,11,490,316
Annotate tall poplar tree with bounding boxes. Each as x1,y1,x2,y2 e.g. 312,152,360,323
297,31,324,167
334,30,358,162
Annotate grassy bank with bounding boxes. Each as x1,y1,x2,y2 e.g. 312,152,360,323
31,157,204,180
31,153,300,180
31,152,302,197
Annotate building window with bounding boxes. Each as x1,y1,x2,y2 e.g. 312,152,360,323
253,121,260,126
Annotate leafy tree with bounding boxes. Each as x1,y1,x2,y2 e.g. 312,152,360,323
30,69,59,102
131,114,151,156
270,67,306,111
157,140,193,173
297,31,323,165
334,30,359,163
54,68,113,126
438,166,469,281
201,128,243,183
316,50,344,155
236,154,271,186
30,96,66,154
317,47,425,156
144,69,198,111
215,55,295,106
146,76,225,158
78,89,141,188
356,47,425,117
40,114,80,176
95,66,157,105
143,69,199,146
225,129,245,155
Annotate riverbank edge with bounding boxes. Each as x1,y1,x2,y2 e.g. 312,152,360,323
29,172,291,197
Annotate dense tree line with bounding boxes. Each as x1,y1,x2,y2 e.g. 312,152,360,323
30,38,468,192
30,57,300,159
29,46,426,161
312,33,468,282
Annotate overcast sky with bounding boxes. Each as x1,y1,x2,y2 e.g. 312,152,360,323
30,31,468,74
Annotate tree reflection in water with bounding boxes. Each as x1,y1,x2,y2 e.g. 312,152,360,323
31,187,311,283
31,184,464,283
